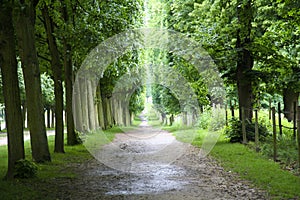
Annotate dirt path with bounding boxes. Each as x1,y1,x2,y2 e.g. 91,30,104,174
47,119,268,200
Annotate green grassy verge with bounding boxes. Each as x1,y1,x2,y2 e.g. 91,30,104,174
0,126,122,200
169,127,300,199
211,141,300,199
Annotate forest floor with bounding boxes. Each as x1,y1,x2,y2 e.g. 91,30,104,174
27,119,269,200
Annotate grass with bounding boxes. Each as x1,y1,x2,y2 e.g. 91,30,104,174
211,142,300,199
0,126,123,200
167,124,300,199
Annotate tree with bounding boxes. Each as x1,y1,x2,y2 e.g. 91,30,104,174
60,0,80,145
167,0,256,120
0,0,25,179
252,0,300,121
13,0,51,162
235,0,254,120
42,5,64,153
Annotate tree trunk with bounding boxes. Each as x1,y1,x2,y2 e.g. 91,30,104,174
73,79,83,132
13,0,51,162
80,77,89,131
125,105,131,126
102,96,113,129
107,97,114,127
87,79,96,131
283,88,299,121
116,98,120,126
65,48,79,144
42,7,64,153
96,85,105,129
92,81,99,129
51,107,55,128
236,0,254,121
60,0,80,145
0,1,25,179
64,42,79,144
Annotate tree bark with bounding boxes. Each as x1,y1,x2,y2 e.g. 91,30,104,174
92,81,99,129
60,0,80,145
80,77,89,131
102,96,109,129
13,0,51,162
283,88,299,121
236,0,254,121
51,107,55,128
64,44,79,144
73,78,83,132
102,96,113,129
0,1,25,179
87,79,96,130
42,6,64,153
96,85,105,129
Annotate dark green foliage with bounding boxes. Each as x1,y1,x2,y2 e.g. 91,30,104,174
14,159,38,179
224,118,270,143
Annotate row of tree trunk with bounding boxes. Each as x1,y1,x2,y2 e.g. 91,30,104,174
73,77,133,133
0,0,80,179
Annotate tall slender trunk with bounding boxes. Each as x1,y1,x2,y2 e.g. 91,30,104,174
87,79,96,130
102,96,113,129
96,85,105,128
73,78,83,132
60,0,80,145
92,81,99,129
236,0,254,121
42,7,64,153
51,107,55,128
64,41,79,144
0,1,25,179
13,0,51,162
283,88,299,121
80,77,89,131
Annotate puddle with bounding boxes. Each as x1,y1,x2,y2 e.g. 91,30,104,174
87,162,188,196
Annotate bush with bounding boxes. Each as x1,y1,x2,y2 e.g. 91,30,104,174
14,159,38,179
224,117,270,143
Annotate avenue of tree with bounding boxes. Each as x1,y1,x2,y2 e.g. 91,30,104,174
0,0,144,179
0,0,299,180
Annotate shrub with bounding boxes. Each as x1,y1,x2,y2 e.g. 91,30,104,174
14,159,38,179
224,117,270,143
